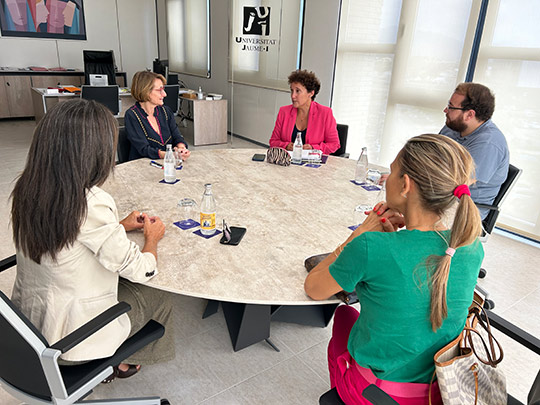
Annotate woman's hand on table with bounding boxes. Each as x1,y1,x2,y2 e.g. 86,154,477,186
142,215,165,259
285,142,294,151
303,144,313,150
120,211,146,232
143,215,165,242
175,143,191,159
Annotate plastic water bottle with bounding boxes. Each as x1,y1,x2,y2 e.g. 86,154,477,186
163,144,176,183
197,86,204,100
200,183,216,235
292,132,303,164
355,147,368,184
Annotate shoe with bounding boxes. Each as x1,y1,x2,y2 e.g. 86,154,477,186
115,364,141,379
102,369,117,384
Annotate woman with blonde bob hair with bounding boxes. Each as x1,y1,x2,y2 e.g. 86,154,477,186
125,70,190,161
305,134,483,404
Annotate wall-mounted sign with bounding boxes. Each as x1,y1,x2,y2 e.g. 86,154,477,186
236,6,277,53
230,0,304,90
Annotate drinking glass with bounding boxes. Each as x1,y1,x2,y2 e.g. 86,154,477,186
177,198,198,227
366,169,382,186
376,179,386,202
174,148,183,168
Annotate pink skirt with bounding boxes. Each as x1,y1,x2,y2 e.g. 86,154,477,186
328,305,442,405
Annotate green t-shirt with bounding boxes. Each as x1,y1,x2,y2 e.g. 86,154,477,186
329,230,484,383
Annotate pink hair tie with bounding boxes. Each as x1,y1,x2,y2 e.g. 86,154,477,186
453,184,471,199
445,247,456,258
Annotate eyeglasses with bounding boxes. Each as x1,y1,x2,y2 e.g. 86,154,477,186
446,104,468,111
153,87,165,93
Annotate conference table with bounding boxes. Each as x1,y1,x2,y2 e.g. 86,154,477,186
101,149,383,351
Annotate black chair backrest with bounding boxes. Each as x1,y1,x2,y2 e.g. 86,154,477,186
164,85,180,114
81,85,120,115
0,290,52,400
331,124,348,157
482,164,521,234
83,50,117,86
117,126,131,164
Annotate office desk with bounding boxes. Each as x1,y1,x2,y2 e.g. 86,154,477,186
101,150,381,350
31,87,136,122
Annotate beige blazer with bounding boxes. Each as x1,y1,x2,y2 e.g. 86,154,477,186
12,187,158,362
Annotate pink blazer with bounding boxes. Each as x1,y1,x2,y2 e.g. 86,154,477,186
269,101,340,155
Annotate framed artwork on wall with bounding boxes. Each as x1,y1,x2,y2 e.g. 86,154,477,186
0,0,86,40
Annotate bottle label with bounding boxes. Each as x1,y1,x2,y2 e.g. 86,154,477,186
200,212,216,230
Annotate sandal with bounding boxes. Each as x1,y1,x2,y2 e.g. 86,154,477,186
115,364,141,379
102,369,117,384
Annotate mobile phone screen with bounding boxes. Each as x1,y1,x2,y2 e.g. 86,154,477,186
252,154,266,162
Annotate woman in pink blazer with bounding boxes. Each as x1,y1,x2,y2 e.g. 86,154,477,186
269,70,340,155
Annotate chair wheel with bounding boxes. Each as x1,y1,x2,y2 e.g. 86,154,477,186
478,268,487,279
161,399,170,405
484,299,495,310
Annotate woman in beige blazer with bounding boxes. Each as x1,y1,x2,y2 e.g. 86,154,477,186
10,99,174,382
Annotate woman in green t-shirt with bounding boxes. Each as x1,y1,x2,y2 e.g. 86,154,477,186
305,134,484,404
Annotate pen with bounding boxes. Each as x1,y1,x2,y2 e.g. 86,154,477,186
150,161,163,169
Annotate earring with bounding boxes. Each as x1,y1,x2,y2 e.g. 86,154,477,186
401,192,407,199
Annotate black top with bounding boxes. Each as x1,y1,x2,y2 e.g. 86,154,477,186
291,125,307,145
124,102,187,160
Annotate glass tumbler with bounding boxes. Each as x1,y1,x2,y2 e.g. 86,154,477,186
177,198,198,227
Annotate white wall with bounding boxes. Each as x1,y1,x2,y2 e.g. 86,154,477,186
157,0,341,145
0,0,157,86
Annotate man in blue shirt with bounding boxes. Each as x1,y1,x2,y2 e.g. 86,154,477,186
440,83,509,219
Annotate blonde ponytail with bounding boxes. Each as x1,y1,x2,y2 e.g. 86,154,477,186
398,135,483,331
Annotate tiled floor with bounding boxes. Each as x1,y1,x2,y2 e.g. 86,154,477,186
0,119,539,404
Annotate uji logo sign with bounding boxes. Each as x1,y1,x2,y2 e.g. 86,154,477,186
243,6,270,35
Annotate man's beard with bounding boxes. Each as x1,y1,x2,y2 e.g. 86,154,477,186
446,116,467,133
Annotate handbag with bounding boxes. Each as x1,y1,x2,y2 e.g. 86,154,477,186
266,147,291,166
431,297,507,405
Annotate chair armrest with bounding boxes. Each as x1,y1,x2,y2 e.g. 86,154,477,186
0,254,16,273
485,310,540,356
50,302,131,353
362,385,399,404
474,202,498,211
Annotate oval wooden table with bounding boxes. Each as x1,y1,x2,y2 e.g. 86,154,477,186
102,149,383,350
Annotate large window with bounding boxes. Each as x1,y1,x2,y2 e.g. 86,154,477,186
333,0,479,165
166,0,210,78
333,0,540,239
473,0,540,238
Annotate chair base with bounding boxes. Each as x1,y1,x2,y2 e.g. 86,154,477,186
479,267,487,279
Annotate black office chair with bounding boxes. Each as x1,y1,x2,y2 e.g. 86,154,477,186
319,308,540,405
331,124,349,158
476,164,522,279
81,85,120,115
0,255,168,404
116,126,131,164
83,50,117,86
163,85,180,114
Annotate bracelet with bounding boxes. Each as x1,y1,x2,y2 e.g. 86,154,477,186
333,243,344,258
